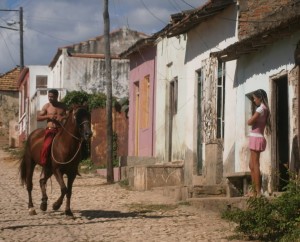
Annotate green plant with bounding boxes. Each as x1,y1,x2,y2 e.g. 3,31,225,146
3,145,24,159
119,178,129,188
112,132,119,167
80,158,94,171
222,175,300,241
88,92,107,110
62,91,90,107
62,90,128,113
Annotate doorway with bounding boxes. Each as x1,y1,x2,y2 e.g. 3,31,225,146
196,69,203,175
272,75,289,191
134,82,140,156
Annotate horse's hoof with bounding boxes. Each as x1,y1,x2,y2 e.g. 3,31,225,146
65,209,73,217
52,202,61,211
28,208,37,215
40,202,48,211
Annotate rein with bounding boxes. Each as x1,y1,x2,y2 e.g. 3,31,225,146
51,137,83,165
51,118,90,165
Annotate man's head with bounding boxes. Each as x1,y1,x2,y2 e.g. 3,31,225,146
48,89,59,104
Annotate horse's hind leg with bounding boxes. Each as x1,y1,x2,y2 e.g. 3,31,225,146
39,167,52,211
52,169,67,211
27,161,37,215
65,174,76,217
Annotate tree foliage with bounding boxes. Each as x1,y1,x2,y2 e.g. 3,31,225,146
62,90,128,113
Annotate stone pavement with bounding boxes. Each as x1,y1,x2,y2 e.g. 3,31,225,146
0,148,247,242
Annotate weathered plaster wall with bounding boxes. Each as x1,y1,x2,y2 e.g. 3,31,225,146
0,91,18,138
155,34,187,163
184,5,238,186
28,66,51,134
52,52,130,99
233,31,300,192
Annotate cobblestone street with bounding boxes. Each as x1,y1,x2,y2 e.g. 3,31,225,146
0,148,244,242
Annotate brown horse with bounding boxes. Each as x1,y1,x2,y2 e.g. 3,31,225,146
19,105,92,216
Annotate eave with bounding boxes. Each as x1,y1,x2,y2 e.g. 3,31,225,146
68,53,121,59
119,38,156,58
211,2,300,62
166,0,235,38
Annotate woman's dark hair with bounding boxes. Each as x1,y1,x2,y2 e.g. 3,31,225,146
49,89,59,96
253,89,271,135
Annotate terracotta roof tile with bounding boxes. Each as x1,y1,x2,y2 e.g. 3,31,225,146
0,67,20,91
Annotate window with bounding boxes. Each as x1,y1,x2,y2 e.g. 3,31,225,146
170,77,178,116
36,76,48,95
217,62,225,139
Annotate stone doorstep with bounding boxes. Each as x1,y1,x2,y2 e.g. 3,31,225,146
190,185,227,198
224,171,252,197
187,197,249,213
151,186,249,213
131,163,183,168
151,186,189,201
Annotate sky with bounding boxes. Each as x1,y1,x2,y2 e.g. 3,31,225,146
0,0,206,74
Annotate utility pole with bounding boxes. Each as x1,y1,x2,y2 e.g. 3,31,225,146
0,7,24,69
103,0,114,183
19,7,24,69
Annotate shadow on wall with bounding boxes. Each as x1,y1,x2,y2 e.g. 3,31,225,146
290,135,300,175
233,35,300,88
223,143,235,174
185,5,237,65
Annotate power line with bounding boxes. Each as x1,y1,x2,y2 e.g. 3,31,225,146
179,0,196,9
26,26,75,44
167,0,181,12
0,30,17,66
140,0,168,25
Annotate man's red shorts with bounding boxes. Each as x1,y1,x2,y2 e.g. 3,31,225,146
40,128,58,166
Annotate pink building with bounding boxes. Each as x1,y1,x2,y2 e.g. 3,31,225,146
121,38,156,157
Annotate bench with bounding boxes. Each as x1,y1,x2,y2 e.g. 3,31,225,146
224,172,252,197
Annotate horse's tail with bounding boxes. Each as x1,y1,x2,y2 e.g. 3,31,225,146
19,152,27,186
19,139,32,186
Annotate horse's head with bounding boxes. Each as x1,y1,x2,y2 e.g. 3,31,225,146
72,105,93,141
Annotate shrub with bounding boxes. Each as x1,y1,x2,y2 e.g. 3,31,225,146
222,176,300,241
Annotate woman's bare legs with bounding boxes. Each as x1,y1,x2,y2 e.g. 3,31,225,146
249,150,261,196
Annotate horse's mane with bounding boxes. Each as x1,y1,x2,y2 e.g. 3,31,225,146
64,104,89,125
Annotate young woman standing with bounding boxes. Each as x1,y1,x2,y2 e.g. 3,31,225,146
247,89,271,196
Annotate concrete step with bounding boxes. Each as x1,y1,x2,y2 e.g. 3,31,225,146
190,185,227,198
187,196,249,213
151,186,188,201
152,184,228,202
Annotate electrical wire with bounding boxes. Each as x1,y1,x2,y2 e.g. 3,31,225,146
0,30,18,66
26,26,75,44
140,0,168,25
179,0,196,9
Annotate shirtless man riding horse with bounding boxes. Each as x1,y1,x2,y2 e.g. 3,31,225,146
20,89,92,216
37,89,68,167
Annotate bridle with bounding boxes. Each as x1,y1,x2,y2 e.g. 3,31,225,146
51,110,91,165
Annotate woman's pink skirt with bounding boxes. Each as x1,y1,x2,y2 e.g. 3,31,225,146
249,136,266,152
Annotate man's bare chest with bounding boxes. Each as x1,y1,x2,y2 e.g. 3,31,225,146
47,106,64,115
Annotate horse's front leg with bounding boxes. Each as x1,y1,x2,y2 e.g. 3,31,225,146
65,174,76,217
39,167,52,211
52,169,67,211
